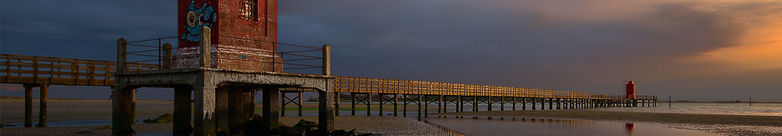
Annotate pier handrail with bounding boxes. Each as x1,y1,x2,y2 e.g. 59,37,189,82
1,53,656,100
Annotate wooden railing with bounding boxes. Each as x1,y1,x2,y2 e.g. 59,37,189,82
1,53,656,100
332,76,656,100
1,54,157,86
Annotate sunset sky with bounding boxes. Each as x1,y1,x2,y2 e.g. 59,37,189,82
2,0,781,102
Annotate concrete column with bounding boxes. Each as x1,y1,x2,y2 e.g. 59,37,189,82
174,86,192,136
37,84,48,127
230,87,245,133
112,87,137,136
318,88,335,134
193,86,216,136
215,87,229,133
262,87,280,128
244,89,257,120
23,84,33,127
116,38,127,72
163,43,172,69
199,27,211,68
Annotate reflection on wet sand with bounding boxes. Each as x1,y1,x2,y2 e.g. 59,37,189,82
423,116,717,136
626,123,635,136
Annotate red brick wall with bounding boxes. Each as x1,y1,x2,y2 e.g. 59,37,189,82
174,0,281,71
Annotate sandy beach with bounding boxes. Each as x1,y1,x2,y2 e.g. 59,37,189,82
0,99,457,135
3,98,780,136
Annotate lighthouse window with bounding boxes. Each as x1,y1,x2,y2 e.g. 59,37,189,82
240,0,257,21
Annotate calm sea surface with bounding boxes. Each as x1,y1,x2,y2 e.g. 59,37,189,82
595,102,782,116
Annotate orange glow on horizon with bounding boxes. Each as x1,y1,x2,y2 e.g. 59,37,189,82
688,21,782,73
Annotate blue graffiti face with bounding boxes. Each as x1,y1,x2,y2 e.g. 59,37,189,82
181,0,217,42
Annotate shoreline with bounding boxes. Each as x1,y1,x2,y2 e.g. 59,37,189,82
433,110,782,136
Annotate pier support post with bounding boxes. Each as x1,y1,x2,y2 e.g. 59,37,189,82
548,98,553,110
318,88,335,134
512,97,516,111
262,87,280,128
500,97,505,111
229,87,246,133
112,87,137,136
367,93,372,116
174,86,193,136
281,92,287,117
556,98,561,110
522,97,526,110
532,98,536,110
379,94,384,117
351,93,356,116
23,84,33,128
403,95,408,117
427,96,433,116
37,84,48,127
438,95,443,115
473,96,478,112
245,89,256,120
418,94,423,118
394,94,399,117
215,87,229,134
193,85,216,136
298,91,303,116
335,92,340,116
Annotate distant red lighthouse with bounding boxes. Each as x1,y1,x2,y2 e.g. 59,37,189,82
625,80,636,99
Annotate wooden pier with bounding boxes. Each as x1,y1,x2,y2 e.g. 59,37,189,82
1,51,657,135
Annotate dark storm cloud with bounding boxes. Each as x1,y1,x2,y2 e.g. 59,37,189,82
277,1,741,82
1,0,176,60
1,1,780,101
277,1,781,101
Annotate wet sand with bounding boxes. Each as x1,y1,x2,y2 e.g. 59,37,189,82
433,110,782,136
4,99,780,136
0,99,455,135
1,99,174,124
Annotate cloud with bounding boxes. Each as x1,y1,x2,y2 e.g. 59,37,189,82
1,0,780,101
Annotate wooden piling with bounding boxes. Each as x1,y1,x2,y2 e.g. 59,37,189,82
37,84,48,127
23,84,33,127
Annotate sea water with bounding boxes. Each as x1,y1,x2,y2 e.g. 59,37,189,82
595,102,782,116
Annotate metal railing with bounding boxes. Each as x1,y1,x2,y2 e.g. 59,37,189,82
122,33,327,74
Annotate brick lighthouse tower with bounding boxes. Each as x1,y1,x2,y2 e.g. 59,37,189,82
625,80,636,99
172,0,281,71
